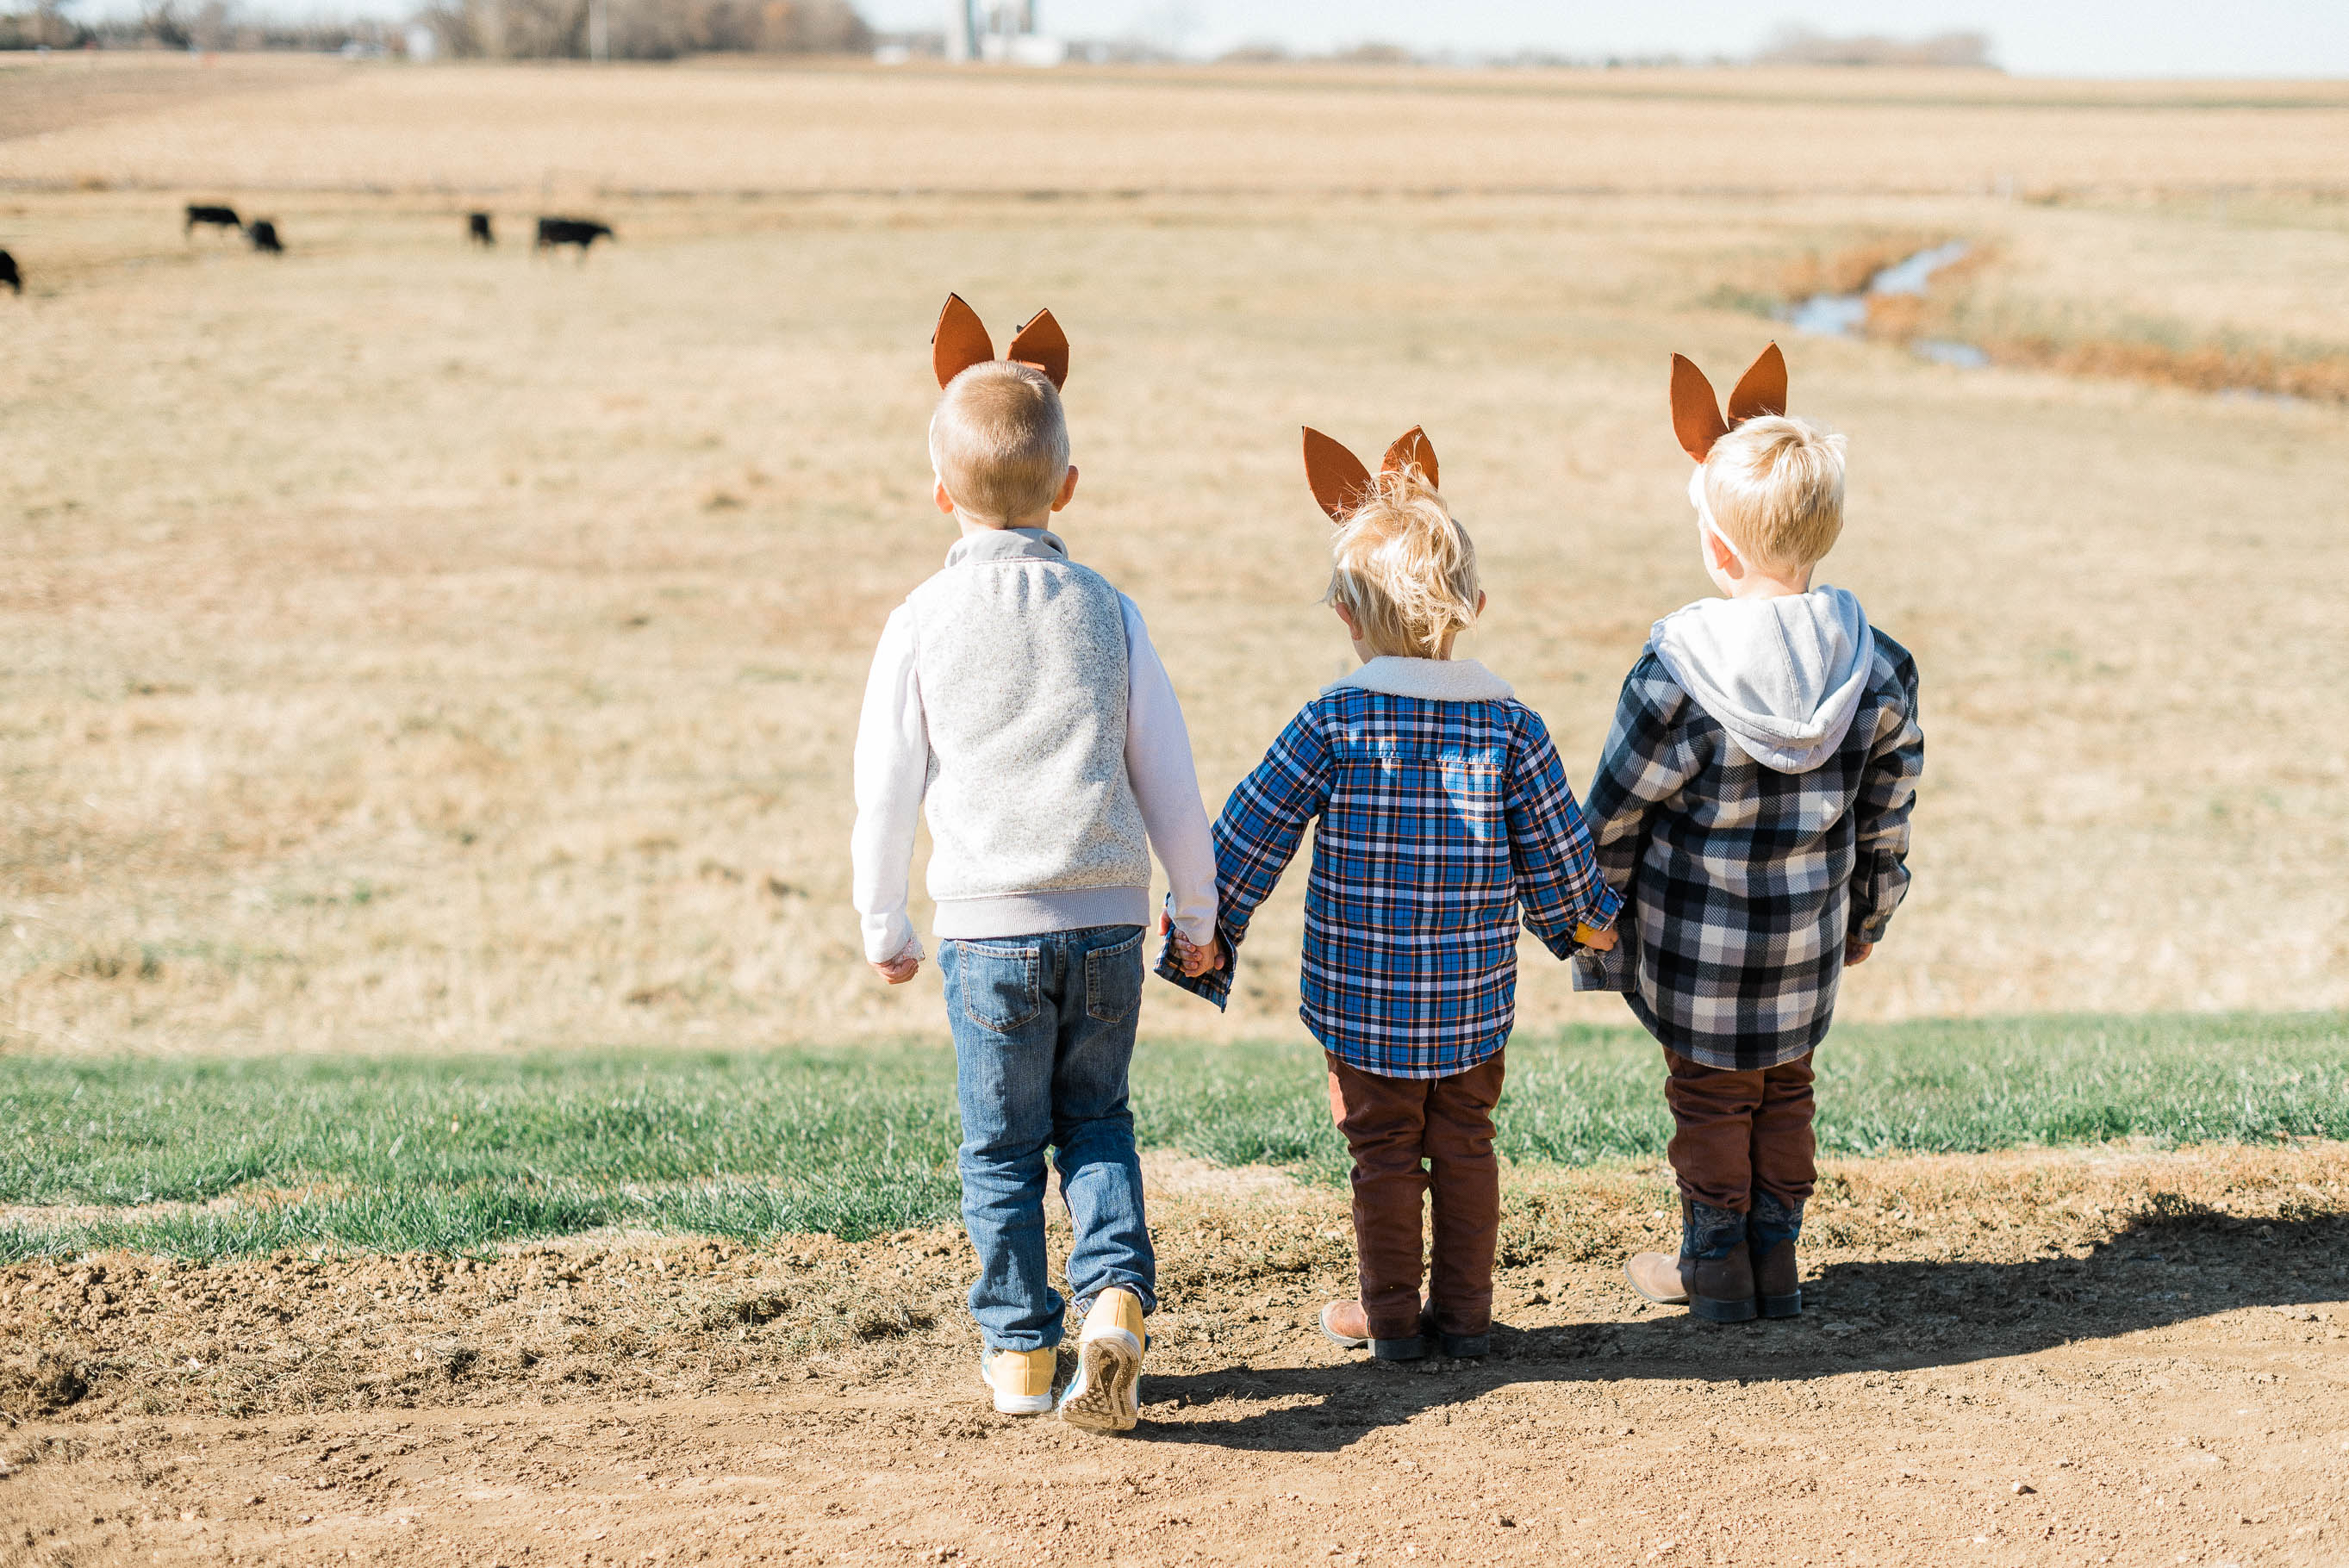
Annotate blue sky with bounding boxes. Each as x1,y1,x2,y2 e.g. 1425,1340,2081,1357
875,0,2349,78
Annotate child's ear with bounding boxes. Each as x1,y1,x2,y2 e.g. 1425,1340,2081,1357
1050,464,1079,512
1703,521,1743,579
932,476,958,516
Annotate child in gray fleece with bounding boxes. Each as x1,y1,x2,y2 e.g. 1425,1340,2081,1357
1579,345,1924,1323
850,296,1218,1431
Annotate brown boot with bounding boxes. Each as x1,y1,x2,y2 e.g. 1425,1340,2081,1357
1624,1251,1689,1304
1748,1191,1804,1318
1318,1300,1425,1361
1680,1200,1757,1322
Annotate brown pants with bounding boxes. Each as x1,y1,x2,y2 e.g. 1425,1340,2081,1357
1324,1051,1505,1341
1662,1048,1817,1213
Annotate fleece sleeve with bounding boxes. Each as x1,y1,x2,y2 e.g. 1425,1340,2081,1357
1119,594,1218,949
848,605,929,965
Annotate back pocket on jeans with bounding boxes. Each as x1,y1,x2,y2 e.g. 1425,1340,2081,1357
1084,928,1144,1024
952,942,1040,1035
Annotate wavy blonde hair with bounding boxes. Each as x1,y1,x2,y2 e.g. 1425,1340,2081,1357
1324,468,1480,659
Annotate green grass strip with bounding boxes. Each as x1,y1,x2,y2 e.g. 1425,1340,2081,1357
3,1011,2342,1258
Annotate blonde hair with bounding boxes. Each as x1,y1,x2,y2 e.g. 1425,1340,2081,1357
1324,469,1481,658
1700,415,1847,573
928,362,1071,524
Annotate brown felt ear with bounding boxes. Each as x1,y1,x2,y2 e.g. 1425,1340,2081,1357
932,294,994,389
1380,426,1439,491
1725,341,1787,425
1302,427,1374,524
1006,309,1069,389
1670,353,1730,463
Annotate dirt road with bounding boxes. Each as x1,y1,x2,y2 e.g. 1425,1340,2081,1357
7,1147,2347,1566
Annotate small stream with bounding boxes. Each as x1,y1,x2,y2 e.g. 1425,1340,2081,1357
1786,240,1988,368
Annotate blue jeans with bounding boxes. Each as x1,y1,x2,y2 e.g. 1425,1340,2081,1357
939,924,1156,1352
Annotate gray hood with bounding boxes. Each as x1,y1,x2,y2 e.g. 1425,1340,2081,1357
1649,586,1875,774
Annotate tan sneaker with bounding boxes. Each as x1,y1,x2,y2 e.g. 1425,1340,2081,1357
1057,1287,1146,1433
980,1347,1056,1416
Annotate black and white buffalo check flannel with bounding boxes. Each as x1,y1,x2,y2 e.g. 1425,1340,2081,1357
1572,632,1923,1071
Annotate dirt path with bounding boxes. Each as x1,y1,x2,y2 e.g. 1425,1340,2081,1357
6,1146,2347,1566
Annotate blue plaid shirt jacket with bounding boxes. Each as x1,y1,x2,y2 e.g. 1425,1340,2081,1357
1160,663,1620,1080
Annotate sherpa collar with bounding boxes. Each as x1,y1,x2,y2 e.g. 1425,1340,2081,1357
944,527,1069,568
1324,656,1513,703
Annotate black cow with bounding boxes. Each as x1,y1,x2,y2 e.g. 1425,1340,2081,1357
0,250,19,296
534,216,613,259
185,203,241,237
468,211,495,246
246,220,284,254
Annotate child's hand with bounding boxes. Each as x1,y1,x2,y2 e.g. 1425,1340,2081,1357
1844,936,1874,968
1161,913,1224,978
870,950,921,985
1574,920,1618,953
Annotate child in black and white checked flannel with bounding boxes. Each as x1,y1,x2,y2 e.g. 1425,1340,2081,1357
1576,345,1923,1323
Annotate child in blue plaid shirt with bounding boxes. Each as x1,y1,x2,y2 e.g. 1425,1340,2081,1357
1162,426,1620,1361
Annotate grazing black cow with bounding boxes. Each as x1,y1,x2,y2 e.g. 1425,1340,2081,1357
246,220,284,254
468,211,495,246
0,250,19,296
534,216,613,259
185,203,241,237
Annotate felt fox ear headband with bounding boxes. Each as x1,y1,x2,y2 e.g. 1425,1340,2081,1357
1299,425,1439,524
931,292,1070,390
1669,341,1787,462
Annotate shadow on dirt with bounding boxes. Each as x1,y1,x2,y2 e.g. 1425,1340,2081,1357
1139,1204,2349,1453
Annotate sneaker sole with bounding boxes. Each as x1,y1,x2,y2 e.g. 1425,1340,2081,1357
1059,1328,1142,1433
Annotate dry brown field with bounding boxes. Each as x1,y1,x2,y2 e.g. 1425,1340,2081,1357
5,57,2348,1054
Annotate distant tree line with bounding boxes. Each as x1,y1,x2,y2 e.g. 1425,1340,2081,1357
417,0,872,59
0,0,89,47
1755,26,1997,70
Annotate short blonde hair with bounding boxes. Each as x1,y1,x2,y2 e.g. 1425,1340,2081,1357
1701,415,1847,573
1325,470,1480,659
929,362,1070,523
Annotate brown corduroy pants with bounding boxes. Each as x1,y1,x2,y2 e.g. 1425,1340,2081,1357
1661,1048,1818,1213
1324,1051,1505,1341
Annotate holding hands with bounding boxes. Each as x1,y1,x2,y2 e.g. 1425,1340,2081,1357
1162,912,1225,978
